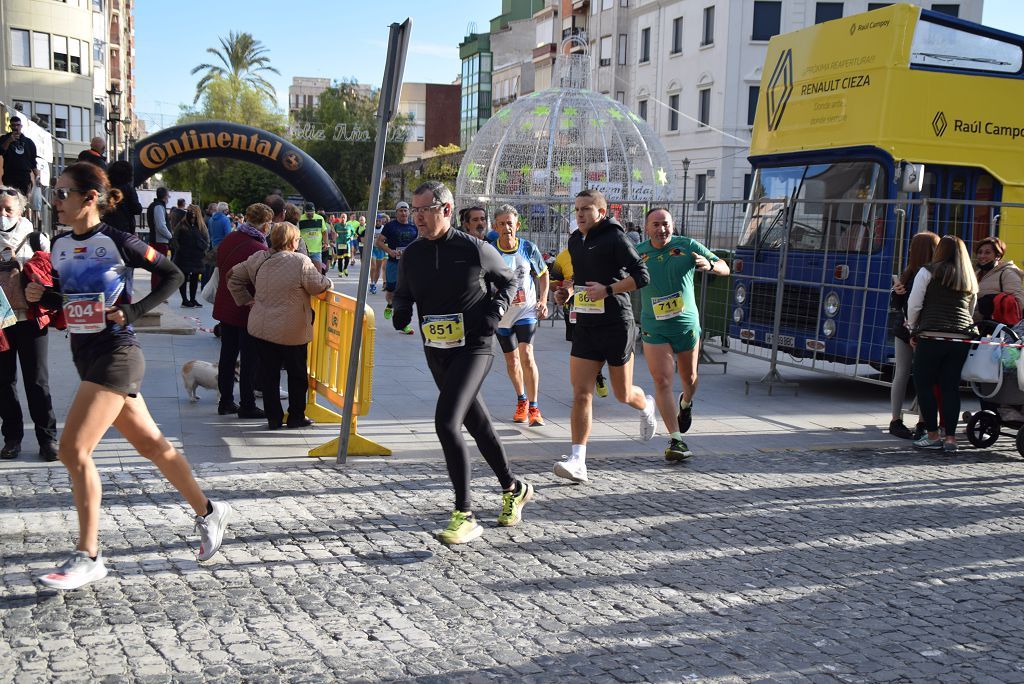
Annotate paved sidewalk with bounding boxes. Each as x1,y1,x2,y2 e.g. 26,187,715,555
3,261,1024,681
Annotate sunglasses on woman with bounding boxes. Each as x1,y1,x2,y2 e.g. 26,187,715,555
54,188,86,200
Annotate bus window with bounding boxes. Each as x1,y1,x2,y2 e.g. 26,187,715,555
740,161,885,252
973,173,995,244
949,173,967,238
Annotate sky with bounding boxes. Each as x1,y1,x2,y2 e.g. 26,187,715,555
134,0,1024,134
133,1,502,132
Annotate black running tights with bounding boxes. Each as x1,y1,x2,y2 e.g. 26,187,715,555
425,350,515,512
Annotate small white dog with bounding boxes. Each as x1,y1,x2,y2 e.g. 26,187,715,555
182,360,239,402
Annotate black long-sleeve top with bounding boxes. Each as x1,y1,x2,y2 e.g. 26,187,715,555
567,216,650,327
392,227,516,353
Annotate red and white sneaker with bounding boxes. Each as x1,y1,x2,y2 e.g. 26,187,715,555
38,551,108,590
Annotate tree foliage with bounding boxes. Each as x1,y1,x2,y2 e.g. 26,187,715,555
292,82,407,210
422,144,463,189
190,31,280,105
160,77,288,210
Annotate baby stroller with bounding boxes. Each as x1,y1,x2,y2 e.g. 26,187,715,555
965,322,1024,454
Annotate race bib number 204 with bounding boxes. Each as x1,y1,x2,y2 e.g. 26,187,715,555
63,292,106,333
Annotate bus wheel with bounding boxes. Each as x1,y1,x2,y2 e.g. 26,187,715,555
967,410,1000,449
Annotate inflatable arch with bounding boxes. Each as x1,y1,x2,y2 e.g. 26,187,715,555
131,121,349,211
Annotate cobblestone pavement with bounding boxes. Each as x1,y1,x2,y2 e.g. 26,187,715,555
3,445,1024,683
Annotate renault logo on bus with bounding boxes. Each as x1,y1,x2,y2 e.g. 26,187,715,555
933,111,948,137
766,49,794,131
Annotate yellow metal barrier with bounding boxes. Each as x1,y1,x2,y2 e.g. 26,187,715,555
303,290,390,458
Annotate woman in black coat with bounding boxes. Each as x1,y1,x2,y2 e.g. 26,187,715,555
172,205,210,307
102,161,142,234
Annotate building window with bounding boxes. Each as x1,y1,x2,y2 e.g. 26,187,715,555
69,38,82,74
747,86,759,126
32,32,51,69
34,102,51,131
70,106,82,142
931,4,959,17
618,34,628,65
54,105,70,139
702,6,715,46
752,1,782,41
92,0,103,10
53,35,69,71
620,0,628,5
640,27,651,63
671,18,683,54
638,99,648,121
815,2,843,23
743,173,753,201
11,29,31,67
668,93,679,131
600,35,612,66
695,173,707,210
13,101,31,119
602,0,614,9
615,91,625,104
698,88,711,127
93,38,104,64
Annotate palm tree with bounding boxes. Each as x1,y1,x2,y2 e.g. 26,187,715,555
190,32,280,104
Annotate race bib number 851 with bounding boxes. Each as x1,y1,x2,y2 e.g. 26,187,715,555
422,313,465,349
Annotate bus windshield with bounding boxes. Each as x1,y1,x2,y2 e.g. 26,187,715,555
739,161,886,252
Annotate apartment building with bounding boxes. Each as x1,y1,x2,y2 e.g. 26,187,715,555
1,0,137,159
533,0,983,202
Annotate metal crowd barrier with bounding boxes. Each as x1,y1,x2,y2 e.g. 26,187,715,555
304,290,390,458
455,196,1024,389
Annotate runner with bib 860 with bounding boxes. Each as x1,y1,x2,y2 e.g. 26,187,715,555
637,208,729,461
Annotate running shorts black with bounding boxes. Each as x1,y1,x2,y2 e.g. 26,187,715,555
73,344,145,396
496,321,539,354
571,321,636,367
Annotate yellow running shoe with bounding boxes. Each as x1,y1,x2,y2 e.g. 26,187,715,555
595,374,608,398
438,510,482,544
497,481,534,527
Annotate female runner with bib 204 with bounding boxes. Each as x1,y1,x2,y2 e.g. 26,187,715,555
26,163,232,590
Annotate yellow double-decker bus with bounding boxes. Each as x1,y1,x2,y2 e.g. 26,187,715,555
731,3,1024,372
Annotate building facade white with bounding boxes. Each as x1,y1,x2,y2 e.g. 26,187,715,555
0,0,136,160
543,0,984,204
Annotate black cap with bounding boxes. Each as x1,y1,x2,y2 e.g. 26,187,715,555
304,202,315,212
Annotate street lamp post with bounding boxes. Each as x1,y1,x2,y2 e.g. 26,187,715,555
106,85,122,161
680,157,690,233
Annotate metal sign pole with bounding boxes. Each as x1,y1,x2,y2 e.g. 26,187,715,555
337,19,412,465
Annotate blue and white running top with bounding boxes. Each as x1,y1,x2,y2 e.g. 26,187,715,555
488,236,547,329
50,223,163,358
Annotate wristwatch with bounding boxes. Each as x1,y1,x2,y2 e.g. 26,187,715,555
605,285,614,297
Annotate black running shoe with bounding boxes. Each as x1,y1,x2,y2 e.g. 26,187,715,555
888,419,913,439
665,438,693,462
677,394,693,434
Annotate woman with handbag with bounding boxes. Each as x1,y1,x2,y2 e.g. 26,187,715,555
974,237,1024,323
888,232,939,439
228,222,331,430
0,185,58,461
907,235,979,452
212,203,271,418
172,205,210,308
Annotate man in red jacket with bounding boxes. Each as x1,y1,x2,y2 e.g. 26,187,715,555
212,203,271,418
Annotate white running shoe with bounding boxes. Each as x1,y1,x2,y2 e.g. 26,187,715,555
553,457,589,483
254,388,289,400
195,501,232,561
639,394,657,441
38,551,108,590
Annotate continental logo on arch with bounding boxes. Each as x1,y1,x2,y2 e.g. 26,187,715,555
139,129,287,169
766,49,794,132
